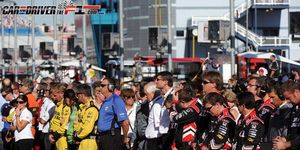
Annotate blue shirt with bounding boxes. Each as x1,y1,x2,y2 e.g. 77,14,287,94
98,93,128,132
0,95,8,132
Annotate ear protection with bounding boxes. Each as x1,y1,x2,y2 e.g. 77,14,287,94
107,83,115,92
257,84,269,98
38,89,45,98
275,84,285,101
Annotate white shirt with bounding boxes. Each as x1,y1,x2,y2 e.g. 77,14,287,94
126,103,137,139
145,96,170,139
13,108,34,142
38,97,56,133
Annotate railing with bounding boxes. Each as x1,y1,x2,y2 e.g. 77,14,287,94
253,0,290,5
224,0,252,19
235,23,290,47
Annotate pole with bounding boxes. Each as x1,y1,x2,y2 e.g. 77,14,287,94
230,0,235,76
31,0,35,80
1,4,5,78
119,0,124,80
14,2,17,82
167,0,172,72
54,0,58,78
246,0,249,51
83,0,87,72
192,35,195,58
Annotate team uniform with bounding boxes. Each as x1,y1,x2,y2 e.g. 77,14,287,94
74,99,99,150
234,110,264,150
49,99,71,150
173,99,201,149
202,108,236,150
286,104,300,150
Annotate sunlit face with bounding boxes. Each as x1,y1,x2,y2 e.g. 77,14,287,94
202,79,215,94
247,79,258,95
204,102,219,116
124,96,135,107
269,90,281,107
155,75,166,89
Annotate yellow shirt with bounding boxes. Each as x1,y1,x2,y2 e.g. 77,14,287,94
75,99,99,139
50,99,71,134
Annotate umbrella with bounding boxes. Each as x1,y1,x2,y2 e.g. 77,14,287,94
238,51,300,66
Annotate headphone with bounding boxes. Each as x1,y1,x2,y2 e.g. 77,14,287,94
274,83,285,101
108,83,115,92
257,84,269,98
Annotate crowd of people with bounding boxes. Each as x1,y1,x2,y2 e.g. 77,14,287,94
0,64,300,150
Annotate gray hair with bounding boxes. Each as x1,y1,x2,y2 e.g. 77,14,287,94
144,82,158,94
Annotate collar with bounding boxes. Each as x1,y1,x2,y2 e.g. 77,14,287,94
243,109,256,121
57,99,64,106
279,101,288,109
164,87,174,98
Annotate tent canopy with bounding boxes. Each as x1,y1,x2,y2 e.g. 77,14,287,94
238,51,300,66
60,60,106,72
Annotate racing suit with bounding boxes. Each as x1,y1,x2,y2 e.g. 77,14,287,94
74,99,99,150
234,110,264,150
202,108,236,149
287,104,300,150
50,99,71,150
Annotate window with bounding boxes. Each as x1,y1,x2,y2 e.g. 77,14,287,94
176,30,184,37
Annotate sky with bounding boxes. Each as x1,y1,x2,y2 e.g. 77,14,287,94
7,0,75,26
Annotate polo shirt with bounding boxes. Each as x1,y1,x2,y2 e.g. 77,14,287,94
97,93,128,132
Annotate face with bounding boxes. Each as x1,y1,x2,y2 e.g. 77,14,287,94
247,79,258,95
51,89,64,102
202,79,215,94
17,99,26,109
204,102,219,116
179,100,191,109
2,92,14,101
18,84,28,93
155,76,166,89
65,97,73,106
76,92,84,103
124,95,135,106
100,79,111,97
283,90,296,103
144,89,153,102
269,91,281,107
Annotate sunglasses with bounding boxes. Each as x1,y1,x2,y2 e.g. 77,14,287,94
100,84,108,87
202,80,212,85
205,105,214,111
125,96,135,99
17,101,25,104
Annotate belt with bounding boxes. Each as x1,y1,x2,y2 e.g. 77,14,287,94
98,128,121,136
84,135,96,140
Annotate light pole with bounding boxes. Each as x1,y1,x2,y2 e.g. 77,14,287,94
230,0,235,76
119,0,124,80
1,2,5,78
31,0,35,80
167,0,172,72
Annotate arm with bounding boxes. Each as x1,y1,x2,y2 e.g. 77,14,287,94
76,107,98,139
173,108,197,124
122,119,130,143
57,106,71,134
40,104,55,125
242,121,264,150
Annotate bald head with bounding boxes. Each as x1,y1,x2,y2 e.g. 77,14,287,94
2,78,11,88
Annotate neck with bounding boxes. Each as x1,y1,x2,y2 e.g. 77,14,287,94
104,92,113,99
243,108,254,116
162,86,171,95
126,105,133,110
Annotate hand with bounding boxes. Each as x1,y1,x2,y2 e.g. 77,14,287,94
200,145,208,150
60,119,65,125
273,136,289,150
49,134,56,144
169,111,177,122
15,106,21,116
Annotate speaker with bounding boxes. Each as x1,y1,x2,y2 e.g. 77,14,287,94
208,20,230,41
45,26,49,32
148,27,158,50
67,37,75,52
19,45,31,62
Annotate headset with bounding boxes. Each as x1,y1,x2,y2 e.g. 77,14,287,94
274,83,285,101
38,89,45,98
108,83,115,92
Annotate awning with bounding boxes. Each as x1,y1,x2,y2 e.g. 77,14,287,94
238,51,300,66
60,60,106,72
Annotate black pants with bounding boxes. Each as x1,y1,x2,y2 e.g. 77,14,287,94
14,139,34,150
39,132,54,150
145,136,163,150
97,129,123,150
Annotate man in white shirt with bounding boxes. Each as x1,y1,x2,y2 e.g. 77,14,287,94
145,71,173,150
37,83,56,150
